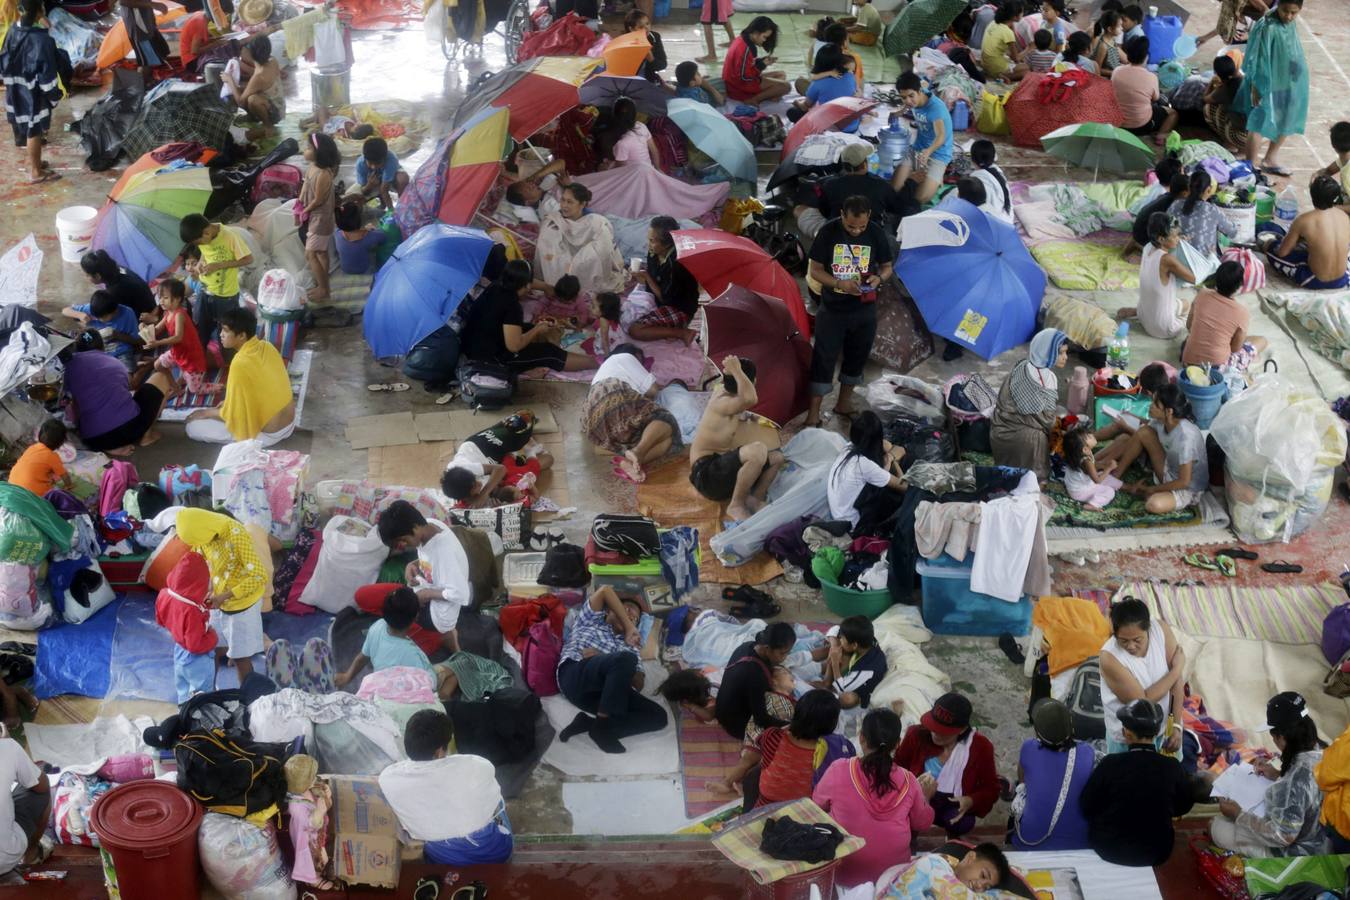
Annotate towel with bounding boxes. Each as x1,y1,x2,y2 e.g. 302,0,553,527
222,337,292,441
282,7,327,60
1032,596,1111,675
936,729,974,795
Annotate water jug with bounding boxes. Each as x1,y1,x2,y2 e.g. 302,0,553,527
952,99,970,131
1067,366,1090,415
1106,321,1131,370
878,120,910,176
1141,14,1182,64
1274,186,1298,227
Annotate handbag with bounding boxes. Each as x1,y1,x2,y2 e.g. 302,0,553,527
1011,743,1079,846
447,502,531,551
976,86,1011,135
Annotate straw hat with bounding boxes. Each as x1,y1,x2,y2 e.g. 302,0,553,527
284,753,318,795
238,0,273,26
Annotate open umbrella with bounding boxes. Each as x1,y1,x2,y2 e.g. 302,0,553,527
781,97,877,164
396,106,510,235
449,56,601,142
1040,122,1156,178
97,1,187,69
92,163,213,281
602,31,651,78
897,199,1044,360
666,98,756,183
578,74,668,117
363,224,495,359
122,81,233,161
671,229,810,338
705,286,812,426
882,0,967,57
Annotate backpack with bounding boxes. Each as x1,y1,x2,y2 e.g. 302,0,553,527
142,683,271,749
174,730,289,817
98,460,138,520
1067,657,1105,740
448,686,542,766
521,619,561,696
536,543,589,589
458,360,515,411
123,483,171,522
591,514,660,559
249,164,303,205
1323,604,1350,666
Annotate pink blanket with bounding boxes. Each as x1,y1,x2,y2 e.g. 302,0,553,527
573,165,730,221
532,332,710,388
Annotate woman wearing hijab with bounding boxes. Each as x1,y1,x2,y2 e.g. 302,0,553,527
990,328,1069,480
172,508,269,681
894,692,999,838
1010,699,1095,850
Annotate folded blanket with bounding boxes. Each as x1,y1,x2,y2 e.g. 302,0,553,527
1031,240,1141,291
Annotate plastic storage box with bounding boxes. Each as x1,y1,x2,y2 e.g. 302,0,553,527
916,553,1032,636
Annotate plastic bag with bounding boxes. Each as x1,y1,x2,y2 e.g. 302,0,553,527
1210,377,1347,543
313,719,398,775
313,18,347,69
256,269,302,313
296,516,388,614
865,373,945,423
61,562,115,625
0,508,48,566
198,813,297,900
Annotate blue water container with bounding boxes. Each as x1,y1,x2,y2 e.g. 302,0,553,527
878,120,910,177
1142,15,1184,64
652,0,670,17
916,554,1033,637
1178,366,1228,429
951,99,970,131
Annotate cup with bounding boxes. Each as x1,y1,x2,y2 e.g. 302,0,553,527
1148,5,1157,15
630,257,644,273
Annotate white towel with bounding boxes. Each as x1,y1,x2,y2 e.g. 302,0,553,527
971,494,1039,602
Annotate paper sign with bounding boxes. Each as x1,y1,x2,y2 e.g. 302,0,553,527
954,309,988,345
0,234,43,308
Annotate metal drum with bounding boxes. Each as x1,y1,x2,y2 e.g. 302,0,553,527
310,65,351,111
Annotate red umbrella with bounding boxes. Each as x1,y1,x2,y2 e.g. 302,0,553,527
781,96,878,163
705,286,812,426
671,229,810,338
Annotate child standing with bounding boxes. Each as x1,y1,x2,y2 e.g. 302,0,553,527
154,552,218,702
61,290,143,368
298,132,339,304
1026,29,1059,72
891,72,954,205
7,420,69,496
118,0,170,84
179,214,254,357
697,0,737,65
356,137,410,210
142,279,215,396
674,60,724,105
1061,428,1121,510
1,0,67,183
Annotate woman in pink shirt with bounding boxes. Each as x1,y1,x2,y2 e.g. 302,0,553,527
1111,36,1179,145
813,709,937,887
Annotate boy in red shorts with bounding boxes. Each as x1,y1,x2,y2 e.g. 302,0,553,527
440,411,555,508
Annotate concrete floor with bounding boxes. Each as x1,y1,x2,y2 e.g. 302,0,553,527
4,0,1350,840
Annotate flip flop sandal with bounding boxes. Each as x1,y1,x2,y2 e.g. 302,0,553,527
367,382,410,392
414,877,440,900
731,599,782,619
1261,561,1304,573
1215,554,1237,577
1183,553,1220,572
1262,165,1293,177
611,463,646,485
1215,548,1259,560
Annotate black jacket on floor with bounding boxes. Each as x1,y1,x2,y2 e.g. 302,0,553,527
1080,744,1195,867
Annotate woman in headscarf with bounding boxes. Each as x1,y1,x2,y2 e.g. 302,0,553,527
1010,699,1095,850
1231,0,1307,177
172,508,269,681
990,328,1068,480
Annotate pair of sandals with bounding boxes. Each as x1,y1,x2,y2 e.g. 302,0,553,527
724,586,780,619
415,878,488,900
523,530,566,551
1216,547,1304,572
1183,552,1237,577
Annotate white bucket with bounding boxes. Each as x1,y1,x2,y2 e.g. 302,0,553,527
55,206,98,263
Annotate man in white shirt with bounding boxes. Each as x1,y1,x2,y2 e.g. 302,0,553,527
0,736,50,874
378,710,512,863
377,501,477,654
582,345,681,483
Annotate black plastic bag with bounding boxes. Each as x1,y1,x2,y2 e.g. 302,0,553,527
72,68,144,171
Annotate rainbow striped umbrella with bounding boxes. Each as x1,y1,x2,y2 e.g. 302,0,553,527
449,56,602,142
436,107,512,226
92,163,213,281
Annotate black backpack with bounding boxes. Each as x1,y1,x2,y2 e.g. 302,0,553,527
458,360,515,411
447,687,541,766
537,543,589,588
142,678,276,749
1068,657,1105,740
760,816,843,863
591,514,660,559
174,730,290,817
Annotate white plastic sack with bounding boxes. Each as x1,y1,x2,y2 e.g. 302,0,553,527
198,813,297,900
61,562,115,625
296,516,389,614
313,17,346,68
256,269,303,313
866,373,945,423
0,561,50,630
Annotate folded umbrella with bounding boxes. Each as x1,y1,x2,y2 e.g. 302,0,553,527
92,163,213,281
671,229,810,338
602,31,651,78
363,223,495,359
897,199,1044,360
705,286,812,426
781,97,877,164
449,56,601,141
578,74,668,117
1040,121,1156,178
666,98,756,183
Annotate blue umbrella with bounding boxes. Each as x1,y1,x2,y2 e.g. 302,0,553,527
897,199,1045,361
666,98,757,183
363,223,495,359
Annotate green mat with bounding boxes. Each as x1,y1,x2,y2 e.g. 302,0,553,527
770,13,902,85
1244,854,1350,896
1042,478,1200,529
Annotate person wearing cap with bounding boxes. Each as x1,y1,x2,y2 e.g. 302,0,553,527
1010,699,1095,850
1212,692,1328,857
794,142,909,246
1080,697,1195,866
1099,597,1186,755
894,692,1000,837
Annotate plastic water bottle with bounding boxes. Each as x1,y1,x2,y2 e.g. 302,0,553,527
952,99,970,131
1067,366,1090,415
1107,322,1131,370
879,119,910,175
1275,186,1299,227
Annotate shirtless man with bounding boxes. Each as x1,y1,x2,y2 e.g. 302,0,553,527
688,356,785,521
222,35,284,141
1261,176,1350,290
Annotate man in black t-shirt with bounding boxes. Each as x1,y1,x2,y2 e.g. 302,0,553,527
459,260,597,375
804,195,894,427
794,143,912,245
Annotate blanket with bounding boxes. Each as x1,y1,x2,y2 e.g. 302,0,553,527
1115,580,1345,646
572,164,731,222
1268,288,1350,371
1043,478,1199,529
1030,240,1141,291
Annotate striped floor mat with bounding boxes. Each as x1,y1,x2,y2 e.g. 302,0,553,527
677,709,744,820
1115,580,1345,645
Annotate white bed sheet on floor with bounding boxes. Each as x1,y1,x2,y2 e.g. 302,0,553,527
562,777,688,835
25,715,155,770
1005,850,1163,900
540,693,680,778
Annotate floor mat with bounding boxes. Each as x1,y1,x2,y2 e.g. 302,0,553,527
34,599,118,700
677,708,746,820
1117,580,1345,646
1030,240,1141,291
636,457,783,587
562,778,689,836
160,348,313,426
1044,478,1199,529
540,685,679,778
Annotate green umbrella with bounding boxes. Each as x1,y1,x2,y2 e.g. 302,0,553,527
1040,122,1157,179
882,0,967,59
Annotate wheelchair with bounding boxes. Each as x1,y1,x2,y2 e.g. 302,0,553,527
442,0,534,63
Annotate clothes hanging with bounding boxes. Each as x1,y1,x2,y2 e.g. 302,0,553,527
970,495,1039,602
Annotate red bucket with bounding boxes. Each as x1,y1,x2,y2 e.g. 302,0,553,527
91,781,204,899
746,859,840,900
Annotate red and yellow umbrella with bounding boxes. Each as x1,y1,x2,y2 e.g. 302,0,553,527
448,56,601,142
602,31,651,78
437,107,512,226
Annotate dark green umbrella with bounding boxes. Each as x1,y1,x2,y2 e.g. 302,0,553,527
882,0,968,59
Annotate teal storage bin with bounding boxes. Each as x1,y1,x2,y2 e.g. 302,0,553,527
917,554,1032,636
652,0,670,16
1093,393,1152,431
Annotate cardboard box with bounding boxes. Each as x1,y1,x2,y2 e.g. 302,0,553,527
329,775,401,889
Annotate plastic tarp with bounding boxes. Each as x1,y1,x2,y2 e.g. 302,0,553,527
34,597,118,699
105,597,178,702
709,428,848,566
